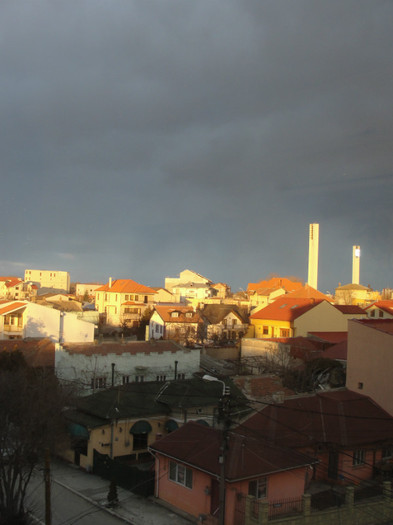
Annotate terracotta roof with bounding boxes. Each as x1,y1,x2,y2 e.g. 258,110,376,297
0,338,55,368
201,304,249,324
242,389,393,448
308,332,348,343
5,278,23,288
96,279,156,294
0,302,27,315
61,340,192,356
285,285,332,302
247,277,303,294
0,276,20,282
323,340,347,361
250,297,322,321
354,318,393,335
334,305,366,314
234,375,295,399
154,305,202,324
365,301,393,315
150,421,316,481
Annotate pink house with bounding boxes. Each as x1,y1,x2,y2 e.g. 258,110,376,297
149,421,316,524
242,389,393,486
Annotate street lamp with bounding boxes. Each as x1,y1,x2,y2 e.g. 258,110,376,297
202,374,230,525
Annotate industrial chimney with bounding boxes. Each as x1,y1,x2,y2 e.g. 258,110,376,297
307,223,319,290
352,246,360,285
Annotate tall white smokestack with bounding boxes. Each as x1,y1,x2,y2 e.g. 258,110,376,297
352,246,360,285
307,223,319,290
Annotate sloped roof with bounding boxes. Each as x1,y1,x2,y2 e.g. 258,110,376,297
201,304,249,324
0,338,55,368
323,340,347,361
242,389,393,448
285,285,332,302
365,300,393,315
5,278,23,288
154,305,202,324
61,340,191,356
248,277,303,294
74,382,169,423
336,283,371,291
150,422,316,481
308,332,348,343
0,301,27,315
96,279,156,294
250,298,322,321
156,377,247,409
334,305,366,314
353,318,393,335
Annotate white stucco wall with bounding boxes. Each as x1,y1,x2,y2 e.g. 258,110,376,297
55,344,201,394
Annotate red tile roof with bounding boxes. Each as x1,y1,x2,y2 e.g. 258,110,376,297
354,318,393,335
61,340,193,356
154,305,202,324
247,277,303,294
242,390,393,448
0,302,27,315
308,332,348,343
285,285,332,302
0,338,55,368
250,298,322,321
150,421,316,480
96,279,156,294
5,278,23,288
365,300,393,315
322,340,347,361
334,305,366,314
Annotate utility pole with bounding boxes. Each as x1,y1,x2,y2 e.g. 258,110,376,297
44,448,51,525
202,375,230,525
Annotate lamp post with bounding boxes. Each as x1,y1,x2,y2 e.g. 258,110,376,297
202,375,230,525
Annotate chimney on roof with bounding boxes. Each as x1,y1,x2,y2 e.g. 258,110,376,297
352,246,360,285
109,277,112,288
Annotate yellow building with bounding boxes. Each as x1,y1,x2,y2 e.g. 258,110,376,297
335,283,380,307
95,278,156,326
250,297,350,339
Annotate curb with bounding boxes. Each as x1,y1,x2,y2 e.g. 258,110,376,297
52,477,135,524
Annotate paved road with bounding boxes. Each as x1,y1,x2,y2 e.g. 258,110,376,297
26,469,133,525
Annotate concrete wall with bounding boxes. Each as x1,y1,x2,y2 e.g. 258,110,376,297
346,320,393,416
55,345,201,393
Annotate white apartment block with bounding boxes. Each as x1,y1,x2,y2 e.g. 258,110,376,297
25,269,70,293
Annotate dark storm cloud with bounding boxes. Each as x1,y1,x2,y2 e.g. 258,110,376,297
1,0,392,290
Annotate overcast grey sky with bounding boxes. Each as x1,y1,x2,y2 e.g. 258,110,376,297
1,0,392,293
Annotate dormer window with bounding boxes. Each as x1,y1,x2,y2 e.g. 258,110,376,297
186,312,193,318
171,312,179,318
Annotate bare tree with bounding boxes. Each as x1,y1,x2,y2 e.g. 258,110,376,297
0,351,68,524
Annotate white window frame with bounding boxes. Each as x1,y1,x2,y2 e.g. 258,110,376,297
169,461,193,489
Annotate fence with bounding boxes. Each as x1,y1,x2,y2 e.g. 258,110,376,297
93,449,155,497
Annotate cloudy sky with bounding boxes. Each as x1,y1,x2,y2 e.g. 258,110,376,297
1,0,392,293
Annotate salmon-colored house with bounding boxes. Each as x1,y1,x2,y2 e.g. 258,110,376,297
242,390,393,486
149,421,316,524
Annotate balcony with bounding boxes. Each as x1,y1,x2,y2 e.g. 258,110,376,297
4,324,23,333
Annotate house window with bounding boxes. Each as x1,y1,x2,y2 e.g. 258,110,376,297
169,461,193,489
353,449,365,466
144,296,148,303
171,312,179,318
379,310,384,318
122,375,130,384
91,377,107,389
135,375,144,382
232,319,237,326
186,312,193,318
135,295,139,302
125,295,129,300
370,310,375,317
280,329,290,337
263,326,269,335
177,373,185,380
382,446,393,459
358,382,363,390
248,477,267,499
156,375,166,382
